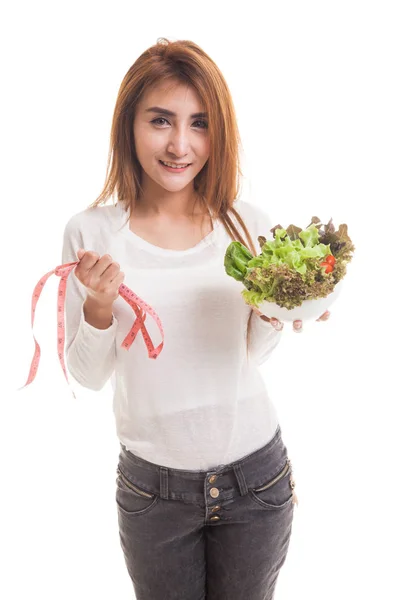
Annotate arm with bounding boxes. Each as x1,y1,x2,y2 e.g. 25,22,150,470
246,310,283,366
83,297,115,330
62,216,118,391
245,201,284,366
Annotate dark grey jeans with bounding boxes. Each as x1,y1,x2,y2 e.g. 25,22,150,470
115,424,297,600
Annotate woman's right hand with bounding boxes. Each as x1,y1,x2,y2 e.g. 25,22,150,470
74,249,125,307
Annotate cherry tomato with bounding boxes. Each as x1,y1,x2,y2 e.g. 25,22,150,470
325,254,336,266
320,262,333,273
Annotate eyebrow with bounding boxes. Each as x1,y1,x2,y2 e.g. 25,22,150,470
145,106,208,119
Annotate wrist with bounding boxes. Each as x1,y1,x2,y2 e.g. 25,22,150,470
84,296,114,312
83,297,114,330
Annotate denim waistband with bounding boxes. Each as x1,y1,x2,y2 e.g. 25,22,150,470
117,424,287,503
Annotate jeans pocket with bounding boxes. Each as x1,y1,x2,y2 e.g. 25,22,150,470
249,457,298,510
116,465,159,516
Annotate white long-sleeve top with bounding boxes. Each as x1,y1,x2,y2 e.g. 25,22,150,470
61,198,283,470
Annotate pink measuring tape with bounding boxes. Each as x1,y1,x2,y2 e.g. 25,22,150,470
18,260,164,399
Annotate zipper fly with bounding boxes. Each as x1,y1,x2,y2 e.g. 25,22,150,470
116,467,155,499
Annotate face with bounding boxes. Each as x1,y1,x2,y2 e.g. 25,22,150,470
133,80,210,197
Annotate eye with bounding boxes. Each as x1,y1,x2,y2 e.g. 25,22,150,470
150,118,208,129
151,117,169,126
193,120,208,129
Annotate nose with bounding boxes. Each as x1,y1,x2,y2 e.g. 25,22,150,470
167,124,191,158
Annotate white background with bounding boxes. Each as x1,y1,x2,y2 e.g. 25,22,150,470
2,1,399,598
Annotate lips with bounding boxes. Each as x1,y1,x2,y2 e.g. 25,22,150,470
159,160,191,168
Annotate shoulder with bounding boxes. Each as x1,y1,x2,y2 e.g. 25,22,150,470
63,203,124,238
231,198,274,240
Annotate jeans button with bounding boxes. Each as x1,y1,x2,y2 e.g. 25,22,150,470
210,487,220,498
210,515,220,521
208,475,217,484
211,505,221,512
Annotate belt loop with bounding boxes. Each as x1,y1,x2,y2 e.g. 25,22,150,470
159,466,169,499
233,464,248,496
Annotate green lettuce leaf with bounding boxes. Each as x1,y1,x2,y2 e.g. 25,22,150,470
224,216,355,309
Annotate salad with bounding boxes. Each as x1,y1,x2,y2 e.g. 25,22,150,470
224,216,355,310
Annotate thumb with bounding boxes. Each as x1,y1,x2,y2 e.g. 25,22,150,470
76,248,85,260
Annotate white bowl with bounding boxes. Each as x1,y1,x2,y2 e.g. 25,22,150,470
255,279,345,322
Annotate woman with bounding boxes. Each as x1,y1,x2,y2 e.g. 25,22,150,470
62,38,329,600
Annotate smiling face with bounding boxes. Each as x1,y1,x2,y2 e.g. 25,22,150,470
133,79,210,202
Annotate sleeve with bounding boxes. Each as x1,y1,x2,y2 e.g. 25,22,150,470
246,202,284,367
61,216,119,391
247,312,283,366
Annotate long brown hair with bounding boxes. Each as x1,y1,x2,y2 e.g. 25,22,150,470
88,38,260,357
88,37,257,256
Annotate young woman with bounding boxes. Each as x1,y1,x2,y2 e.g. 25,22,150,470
62,38,329,600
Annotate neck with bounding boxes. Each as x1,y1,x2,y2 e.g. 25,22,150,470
134,193,207,219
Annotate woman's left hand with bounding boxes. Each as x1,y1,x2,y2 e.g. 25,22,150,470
251,308,331,332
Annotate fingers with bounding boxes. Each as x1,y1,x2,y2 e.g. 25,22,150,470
259,315,284,331
76,252,117,282
293,320,303,333
251,307,331,333
292,311,331,332
108,271,126,301
270,318,284,331
74,250,124,306
317,310,330,321
76,250,100,274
